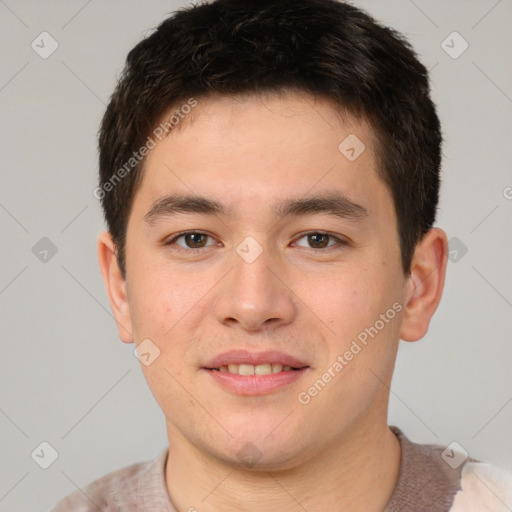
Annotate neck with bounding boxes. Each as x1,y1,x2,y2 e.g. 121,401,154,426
165,417,401,511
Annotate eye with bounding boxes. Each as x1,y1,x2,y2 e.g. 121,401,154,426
294,232,345,250
167,231,217,250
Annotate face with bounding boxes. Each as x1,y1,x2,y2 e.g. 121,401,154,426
104,92,422,469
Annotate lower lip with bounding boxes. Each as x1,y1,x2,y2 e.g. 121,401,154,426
204,368,309,396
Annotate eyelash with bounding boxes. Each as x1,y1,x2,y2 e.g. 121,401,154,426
164,230,348,254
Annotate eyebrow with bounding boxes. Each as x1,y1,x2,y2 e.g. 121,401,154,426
273,193,368,221
144,195,225,224
144,192,368,224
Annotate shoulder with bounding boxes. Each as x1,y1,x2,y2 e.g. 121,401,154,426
449,461,512,512
49,450,169,512
385,427,463,511
386,427,512,512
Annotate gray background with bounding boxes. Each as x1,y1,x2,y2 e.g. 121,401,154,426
1,1,511,510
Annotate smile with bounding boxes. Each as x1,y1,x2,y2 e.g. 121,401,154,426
211,363,300,375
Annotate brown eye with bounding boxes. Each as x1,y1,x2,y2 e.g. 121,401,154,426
307,233,330,248
184,233,208,248
168,232,216,251
294,232,345,250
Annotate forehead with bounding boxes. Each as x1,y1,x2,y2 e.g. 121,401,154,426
133,91,392,223
159,91,376,157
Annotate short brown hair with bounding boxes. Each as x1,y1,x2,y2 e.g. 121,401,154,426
98,0,442,276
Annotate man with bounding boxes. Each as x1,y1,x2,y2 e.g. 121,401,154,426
51,0,512,510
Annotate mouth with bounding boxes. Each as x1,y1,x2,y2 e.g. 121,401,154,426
202,350,310,396
203,349,309,373
208,363,304,375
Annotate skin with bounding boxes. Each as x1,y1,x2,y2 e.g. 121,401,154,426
98,91,447,511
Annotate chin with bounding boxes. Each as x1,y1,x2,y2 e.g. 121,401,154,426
216,444,305,472
206,426,311,472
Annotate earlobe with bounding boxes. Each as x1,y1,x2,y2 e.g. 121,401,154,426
97,231,134,343
399,228,448,342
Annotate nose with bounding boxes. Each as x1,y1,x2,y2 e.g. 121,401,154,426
213,245,297,332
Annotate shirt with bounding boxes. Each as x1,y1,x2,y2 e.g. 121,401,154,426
50,426,512,511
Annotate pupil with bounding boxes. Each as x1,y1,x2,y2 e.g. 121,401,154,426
186,233,205,248
309,234,327,248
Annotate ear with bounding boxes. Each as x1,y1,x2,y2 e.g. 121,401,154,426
400,228,448,342
97,231,134,343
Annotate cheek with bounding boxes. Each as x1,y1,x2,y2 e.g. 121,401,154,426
303,259,403,375
305,265,385,333
128,262,193,340
127,258,220,368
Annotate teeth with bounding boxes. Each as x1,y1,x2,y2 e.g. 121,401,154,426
255,364,272,375
272,363,283,373
238,364,254,376
218,363,295,375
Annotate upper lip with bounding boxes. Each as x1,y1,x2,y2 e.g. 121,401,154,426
203,350,309,369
